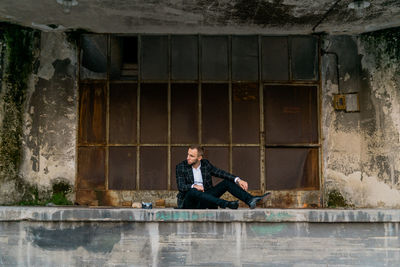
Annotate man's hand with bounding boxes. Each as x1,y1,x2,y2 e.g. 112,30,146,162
193,184,204,192
237,180,248,191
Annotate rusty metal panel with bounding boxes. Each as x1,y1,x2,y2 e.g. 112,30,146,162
78,82,106,145
233,147,260,190
140,83,168,144
291,36,318,80
77,147,105,190
264,85,318,144
80,34,107,80
171,35,198,80
232,35,258,81
201,36,229,81
262,36,289,81
109,83,137,144
109,147,136,190
171,84,198,144
171,146,188,190
232,83,260,144
140,147,168,190
141,35,169,80
204,147,229,186
202,84,229,144
266,148,319,190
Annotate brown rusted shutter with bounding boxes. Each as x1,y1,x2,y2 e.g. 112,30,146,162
78,82,106,145
202,84,229,144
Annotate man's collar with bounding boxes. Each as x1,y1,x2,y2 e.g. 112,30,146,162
192,162,201,170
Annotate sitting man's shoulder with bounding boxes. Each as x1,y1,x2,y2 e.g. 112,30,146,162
176,160,189,168
201,159,210,165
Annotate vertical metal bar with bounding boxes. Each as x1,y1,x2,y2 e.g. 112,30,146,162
198,34,202,145
228,35,233,173
288,36,293,81
228,83,233,172
74,34,82,193
167,34,172,190
198,35,202,145
258,35,265,192
167,82,171,190
136,34,142,190
105,34,111,191
317,35,324,206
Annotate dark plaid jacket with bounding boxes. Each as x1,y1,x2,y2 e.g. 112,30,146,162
176,159,237,205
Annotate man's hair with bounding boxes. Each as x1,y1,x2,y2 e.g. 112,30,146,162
189,145,204,157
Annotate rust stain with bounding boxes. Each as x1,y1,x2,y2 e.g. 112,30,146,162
283,106,301,113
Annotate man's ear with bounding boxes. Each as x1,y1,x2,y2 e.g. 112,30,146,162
198,155,203,160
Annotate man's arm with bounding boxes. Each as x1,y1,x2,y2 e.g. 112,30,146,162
206,160,236,182
176,164,192,193
206,160,249,191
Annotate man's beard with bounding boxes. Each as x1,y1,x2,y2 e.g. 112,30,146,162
189,158,198,166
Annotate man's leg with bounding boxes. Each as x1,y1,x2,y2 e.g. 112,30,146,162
182,188,237,209
207,180,253,203
207,180,271,209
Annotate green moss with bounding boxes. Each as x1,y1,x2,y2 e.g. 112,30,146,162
327,189,351,208
361,27,400,69
17,180,73,206
50,180,73,205
0,24,37,184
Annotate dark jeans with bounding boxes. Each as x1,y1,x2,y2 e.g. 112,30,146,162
181,180,253,209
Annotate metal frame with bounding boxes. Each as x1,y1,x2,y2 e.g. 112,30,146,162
77,33,322,205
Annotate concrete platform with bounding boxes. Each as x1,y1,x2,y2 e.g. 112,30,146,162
1,207,400,266
2,206,400,222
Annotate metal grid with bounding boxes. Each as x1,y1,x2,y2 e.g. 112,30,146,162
77,34,321,206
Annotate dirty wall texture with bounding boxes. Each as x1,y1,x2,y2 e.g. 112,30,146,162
0,29,77,204
322,28,400,208
1,220,400,266
0,25,38,204
21,32,77,194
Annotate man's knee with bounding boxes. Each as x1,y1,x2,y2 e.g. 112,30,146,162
218,179,235,188
186,188,202,198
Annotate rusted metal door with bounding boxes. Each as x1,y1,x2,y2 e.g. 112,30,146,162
76,34,320,208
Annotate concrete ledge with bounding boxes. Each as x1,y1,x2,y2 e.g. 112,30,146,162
1,206,400,222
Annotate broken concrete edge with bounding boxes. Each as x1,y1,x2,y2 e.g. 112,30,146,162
1,207,400,223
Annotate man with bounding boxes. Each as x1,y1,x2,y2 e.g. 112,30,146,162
176,145,270,209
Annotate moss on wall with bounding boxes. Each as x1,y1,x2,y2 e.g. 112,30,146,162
327,190,352,208
0,24,36,182
361,27,400,69
0,24,42,204
17,180,73,206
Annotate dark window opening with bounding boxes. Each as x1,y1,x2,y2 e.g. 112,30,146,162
121,37,138,78
122,36,138,64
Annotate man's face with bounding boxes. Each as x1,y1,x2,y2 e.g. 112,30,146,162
187,148,202,166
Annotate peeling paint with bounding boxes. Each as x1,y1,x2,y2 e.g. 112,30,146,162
326,170,400,208
322,31,400,208
20,31,77,191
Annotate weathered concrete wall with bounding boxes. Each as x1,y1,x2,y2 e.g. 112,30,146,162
1,0,400,35
20,32,77,193
1,25,400,208
322,28,400,207
1,207,400,266
0,28,77,204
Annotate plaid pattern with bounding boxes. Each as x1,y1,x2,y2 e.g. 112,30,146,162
176,159,237,204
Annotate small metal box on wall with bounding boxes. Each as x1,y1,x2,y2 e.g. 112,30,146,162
334,93,360,112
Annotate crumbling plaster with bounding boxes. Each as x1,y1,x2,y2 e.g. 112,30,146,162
322,31,400,207
1,0,400,35
20,32,77,194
